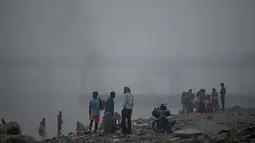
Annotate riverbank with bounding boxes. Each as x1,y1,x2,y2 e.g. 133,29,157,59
31,106,255,143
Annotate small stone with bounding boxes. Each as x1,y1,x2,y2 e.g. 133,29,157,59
206,115,213,120
114,130,121,135
174,128,202,137
113,138,120,142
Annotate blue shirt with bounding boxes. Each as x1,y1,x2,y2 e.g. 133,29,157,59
89,99,100,116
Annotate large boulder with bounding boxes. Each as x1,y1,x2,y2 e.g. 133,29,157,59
5,122,21,135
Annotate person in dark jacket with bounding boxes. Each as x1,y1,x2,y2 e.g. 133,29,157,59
57,111,63,137
220,83,226,110
198,89,206,113
104,91,116,116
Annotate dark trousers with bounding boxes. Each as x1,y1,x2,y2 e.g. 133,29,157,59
121,109,132,134
221,96,225,110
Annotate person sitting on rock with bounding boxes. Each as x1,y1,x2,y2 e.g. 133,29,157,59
89,91,100,134
114,112,121,129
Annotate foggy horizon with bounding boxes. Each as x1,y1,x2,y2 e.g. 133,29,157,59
0,0,255,139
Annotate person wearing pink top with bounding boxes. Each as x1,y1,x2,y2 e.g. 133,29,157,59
211,88,219,111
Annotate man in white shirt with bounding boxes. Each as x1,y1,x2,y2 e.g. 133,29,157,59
121,87,134,134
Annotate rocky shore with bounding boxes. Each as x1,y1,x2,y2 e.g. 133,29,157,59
1,106,255,143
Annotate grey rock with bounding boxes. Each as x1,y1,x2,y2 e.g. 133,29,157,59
174,128,202,137
1,135,36,143
206,115,213,120
5,122,21,135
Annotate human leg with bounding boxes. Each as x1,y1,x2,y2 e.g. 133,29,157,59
127,109,132,134
121,109,127,134
94,115,100,134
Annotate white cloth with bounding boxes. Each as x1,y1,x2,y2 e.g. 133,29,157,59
123,93,134,109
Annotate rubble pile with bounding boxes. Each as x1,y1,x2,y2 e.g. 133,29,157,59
2,107,255,143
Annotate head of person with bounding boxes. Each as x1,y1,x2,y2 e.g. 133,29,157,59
2,119,5,124
127,87,131,93
92,91,98,99
110,91,116,99
124,87,128,93
124,87,131,93
188,89,192,93
59,111,62,115
220,83,224,87
42,118,45,122
212,88,216,92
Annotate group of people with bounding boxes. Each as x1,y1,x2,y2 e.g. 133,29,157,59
88,86,134,134
37,86,134,140
181,82,226,115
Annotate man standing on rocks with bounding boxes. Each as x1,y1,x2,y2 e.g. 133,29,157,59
121,87,134,134
57,111,64,137
220,83,226,110
182,92,189,116
89,91,100,134
104,91,116,116
181,92,186,114
187,89,193,113
103,91,116,134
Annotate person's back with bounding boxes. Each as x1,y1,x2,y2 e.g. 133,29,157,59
182,93,189,114
105,92,115,116
220,83,226,110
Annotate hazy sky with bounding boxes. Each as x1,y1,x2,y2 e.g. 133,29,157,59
1,0,255,138
1,0,255,95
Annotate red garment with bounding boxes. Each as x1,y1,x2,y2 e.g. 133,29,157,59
40,121,45,128
211,92,219,107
